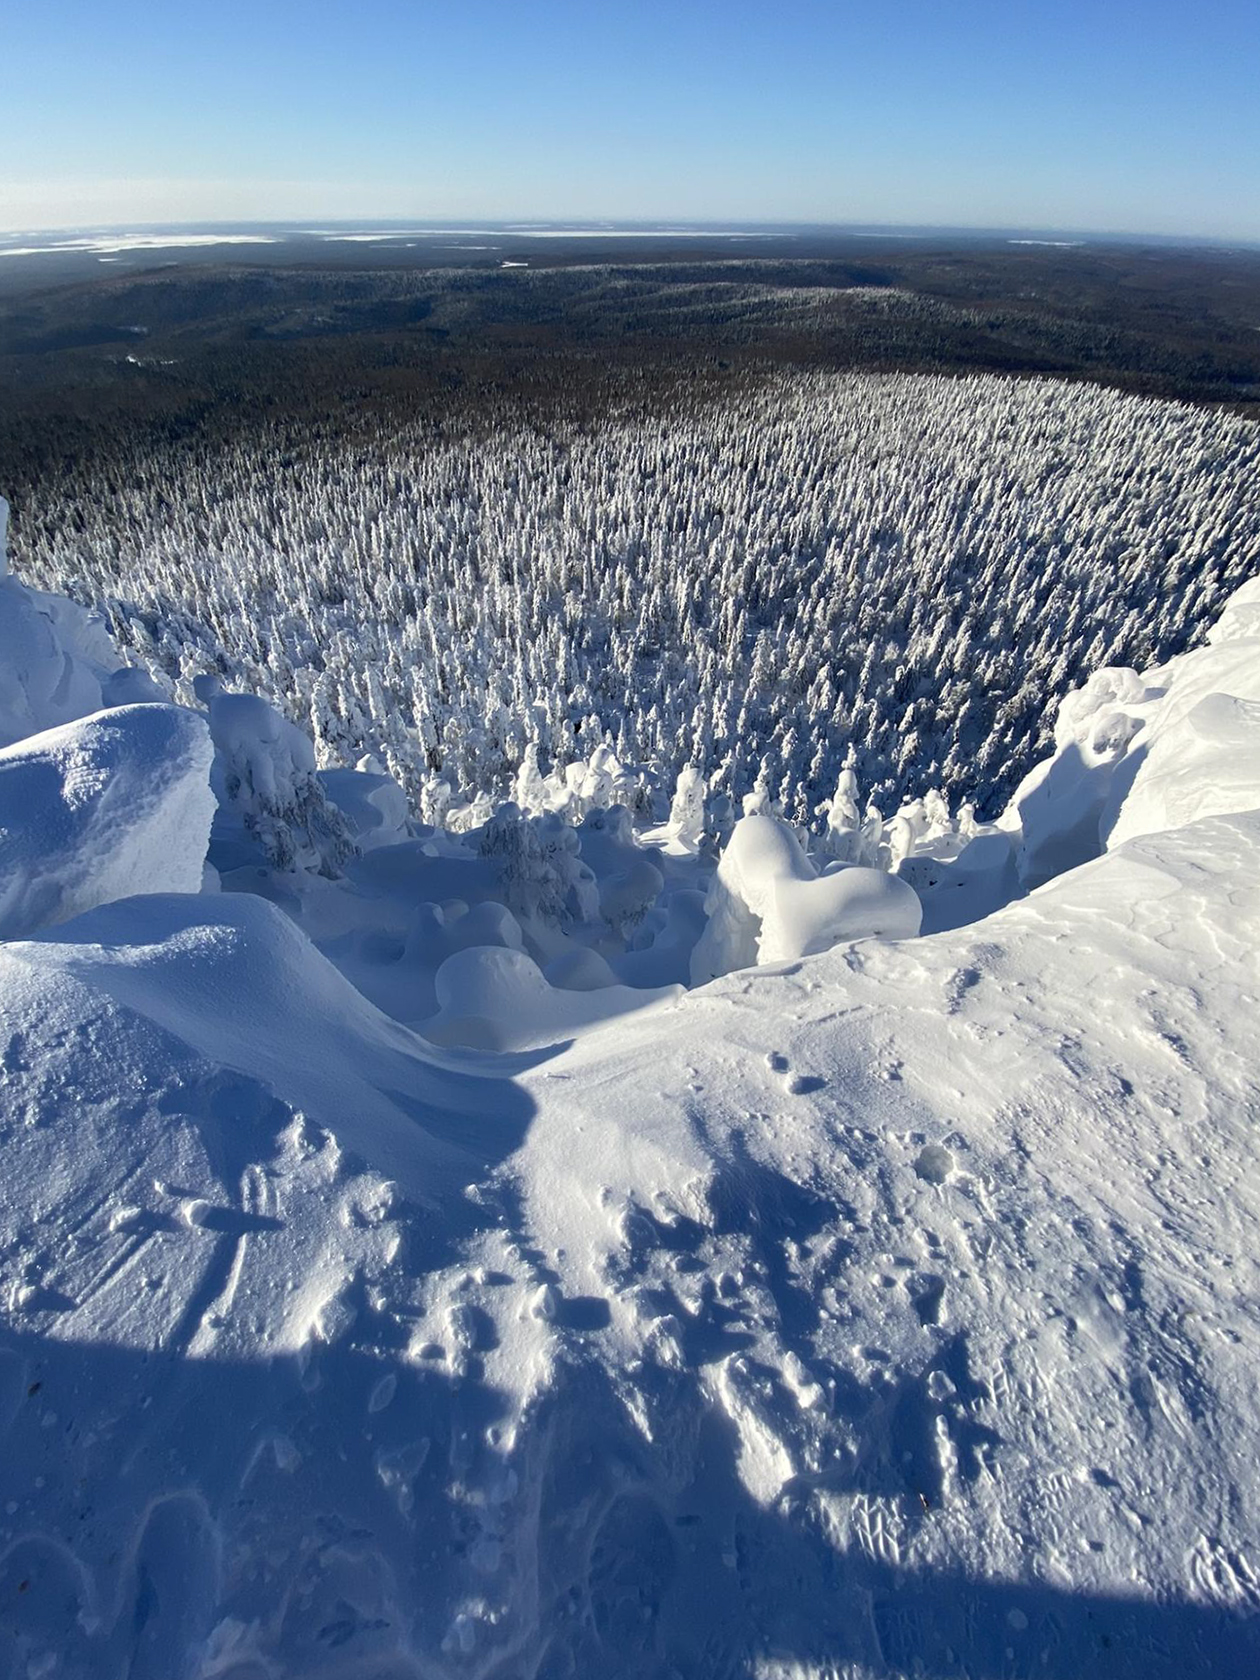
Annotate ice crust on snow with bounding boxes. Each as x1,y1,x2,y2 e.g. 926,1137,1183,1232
0,538,1258,1675
0,704,215,938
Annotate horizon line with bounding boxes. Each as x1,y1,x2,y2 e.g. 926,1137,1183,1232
2,216,1258,251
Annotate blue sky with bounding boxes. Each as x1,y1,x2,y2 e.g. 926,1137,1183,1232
3,0,1257,238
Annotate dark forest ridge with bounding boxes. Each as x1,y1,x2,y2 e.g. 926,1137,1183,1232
3,233,1259,437
3,218,1260,299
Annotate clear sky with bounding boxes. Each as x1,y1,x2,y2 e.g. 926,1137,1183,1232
3,0,1257,239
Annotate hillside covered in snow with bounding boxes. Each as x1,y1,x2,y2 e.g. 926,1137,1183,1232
0,479,1259,1680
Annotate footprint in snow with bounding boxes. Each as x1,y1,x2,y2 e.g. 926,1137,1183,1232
914,1144,955,1185
764,1051,826,1096
910,1275,946,1326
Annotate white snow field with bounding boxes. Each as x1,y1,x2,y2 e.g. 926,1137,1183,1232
0,490,1258,1678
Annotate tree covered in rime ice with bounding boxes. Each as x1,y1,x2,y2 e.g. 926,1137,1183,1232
195,675,357,876
11,371,1260,822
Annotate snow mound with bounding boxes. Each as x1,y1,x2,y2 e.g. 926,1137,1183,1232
1007,574,1260,877
318,762,413,851
0,494,168,748
1206,573,1260,645
0,561,106,751
0,704,214,938
12,891,523,1203
420,944,681,1051
100,663,168,706
511,807,1260,1678
0,891,540,1676
691,811,922,982
1009,666,1160,888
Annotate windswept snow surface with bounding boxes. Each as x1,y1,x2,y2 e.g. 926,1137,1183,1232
0,579,1258,1676
0,705,215,939
1103,576,1260,849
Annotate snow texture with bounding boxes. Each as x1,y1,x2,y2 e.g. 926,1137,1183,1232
0,537,1258,1676
0,704,214,938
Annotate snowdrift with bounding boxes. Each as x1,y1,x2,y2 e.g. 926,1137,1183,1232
420,944,681,1052
1013,570,1260,881
1104,574,1260,846
0,704,215,939
0,494,115,748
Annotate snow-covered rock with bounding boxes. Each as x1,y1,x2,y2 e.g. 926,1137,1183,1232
0,704,214,938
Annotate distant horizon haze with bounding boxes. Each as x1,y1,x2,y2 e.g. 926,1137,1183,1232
1,217,1256,252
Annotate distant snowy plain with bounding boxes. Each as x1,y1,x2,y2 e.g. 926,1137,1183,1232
0,407,1259,1680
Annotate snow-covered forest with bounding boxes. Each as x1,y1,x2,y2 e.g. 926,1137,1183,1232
12,369,1260,823
1,456,1259,1676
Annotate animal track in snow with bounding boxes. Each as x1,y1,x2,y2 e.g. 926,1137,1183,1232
909,1275,946,1327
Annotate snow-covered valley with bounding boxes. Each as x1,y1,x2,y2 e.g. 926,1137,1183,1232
0,465,1258,1679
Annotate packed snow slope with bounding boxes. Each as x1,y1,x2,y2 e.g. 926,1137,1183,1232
1,534,1259,1674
